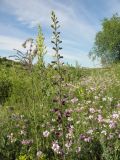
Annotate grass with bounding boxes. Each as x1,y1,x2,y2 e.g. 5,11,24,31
0,57,120,160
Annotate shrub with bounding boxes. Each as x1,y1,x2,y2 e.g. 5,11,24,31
0,74,12,105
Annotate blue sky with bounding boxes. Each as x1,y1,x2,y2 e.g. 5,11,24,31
0,0,120,67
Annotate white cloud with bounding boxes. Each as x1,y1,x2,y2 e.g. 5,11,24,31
0,35,23,51
2,0,97,42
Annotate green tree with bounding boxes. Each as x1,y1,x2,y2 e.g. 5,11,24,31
89,14,120,65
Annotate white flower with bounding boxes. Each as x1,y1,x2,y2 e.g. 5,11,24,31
65,141,72,149
43,130,50,137
101,130,107,135
86,100,91,104
89,108,95,113
102,97,106,101
87,129,93,134
71,97,78,104
108,97,113,102
94,96,99,100
76,121,80,124
112,113,119,119
88,115,94,119
68,117,73,121
66,132,73,138
84,137,91,142
100,106,103,109
76,147,81,153
52,119,56,122
52,141,60,154
20,130,26,135
36,151,43,157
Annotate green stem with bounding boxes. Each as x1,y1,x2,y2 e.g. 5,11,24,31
31,74,39,152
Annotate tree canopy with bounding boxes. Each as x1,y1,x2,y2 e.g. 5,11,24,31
89,14,120,65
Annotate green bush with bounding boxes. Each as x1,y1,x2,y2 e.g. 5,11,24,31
0,77,12,105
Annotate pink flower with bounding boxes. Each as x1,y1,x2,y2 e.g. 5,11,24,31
71,97,78,104
109,121,116,129
21,139,33,145
52,141,60,154
107,134,114,140
43,130,50,137
97,115,103,123
84,137,91,142
89,108,95,113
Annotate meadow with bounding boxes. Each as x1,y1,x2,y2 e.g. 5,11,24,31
0,12,120,160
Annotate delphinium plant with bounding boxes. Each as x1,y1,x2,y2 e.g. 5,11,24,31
44,11,75,160
50,11,65,159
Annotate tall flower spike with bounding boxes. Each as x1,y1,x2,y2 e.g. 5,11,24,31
51,11,63,64
36,25,47,67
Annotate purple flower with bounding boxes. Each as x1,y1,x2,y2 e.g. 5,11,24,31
21,139,33,145
43,130,50,137
97,114,103,123
80,134,86,140
109,121,116,129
